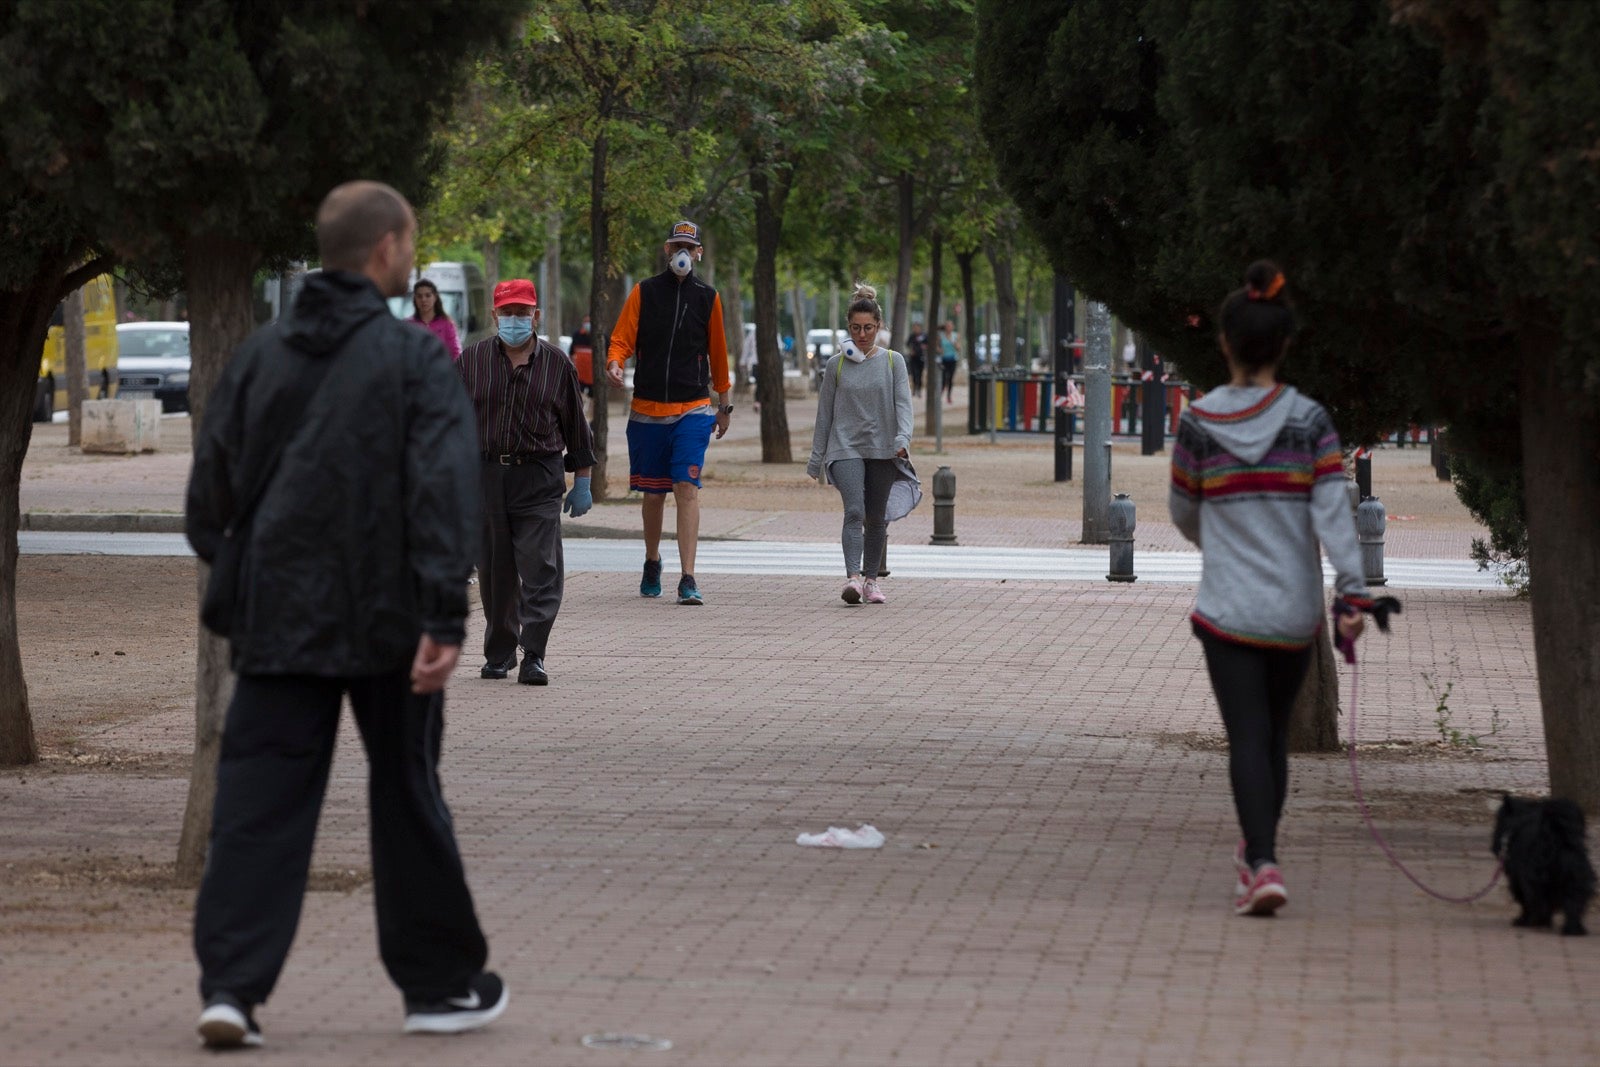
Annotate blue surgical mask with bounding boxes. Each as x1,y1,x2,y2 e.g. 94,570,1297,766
497,315,534,346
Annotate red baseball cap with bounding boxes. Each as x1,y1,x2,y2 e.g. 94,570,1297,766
493,279,538,309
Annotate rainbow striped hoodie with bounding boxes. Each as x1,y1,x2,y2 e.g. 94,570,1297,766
1169,383,1368,649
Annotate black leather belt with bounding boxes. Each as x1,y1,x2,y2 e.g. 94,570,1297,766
484,453,545,466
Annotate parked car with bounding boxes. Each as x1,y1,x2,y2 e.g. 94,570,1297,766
115,322,191,413
805,327,842,361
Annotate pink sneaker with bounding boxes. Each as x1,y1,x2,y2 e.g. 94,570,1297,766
1233,841,1251,896
1234,863,1287,916
862,579,886,604
841,579,863,604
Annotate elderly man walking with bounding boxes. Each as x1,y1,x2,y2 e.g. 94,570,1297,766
458,278,595,685
186,180,504,1047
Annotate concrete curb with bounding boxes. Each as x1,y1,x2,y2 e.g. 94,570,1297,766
21,512,185,534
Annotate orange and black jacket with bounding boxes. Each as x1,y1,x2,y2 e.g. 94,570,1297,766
608,269,730,415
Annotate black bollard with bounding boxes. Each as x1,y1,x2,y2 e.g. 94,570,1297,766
1107,493,1136,582
930,466,958,545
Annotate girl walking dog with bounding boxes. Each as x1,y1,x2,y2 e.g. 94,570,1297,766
807,283,919,604
1170,261,1387,916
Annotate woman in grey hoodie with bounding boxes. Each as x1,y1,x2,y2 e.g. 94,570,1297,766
1170,260,1375,917
807,283,917,604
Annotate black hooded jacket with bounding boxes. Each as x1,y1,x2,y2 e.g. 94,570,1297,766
186,270,480,675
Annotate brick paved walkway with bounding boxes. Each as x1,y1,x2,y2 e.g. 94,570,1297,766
8,389,1581,1064
4,567,1594,1065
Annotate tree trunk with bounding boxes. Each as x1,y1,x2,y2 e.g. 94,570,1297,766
588,131,617,499
723,258,748,397
925,232,944,436
1520,331,1600,812
751,166,793,462
957,249,978,374
483,238,501,291
543,208,562,343
985,243,1019,370
1287,627,1341,752
64,289,87,447
892,171,915,351
789,276,808,369
175,234,259,886
0,259,83,766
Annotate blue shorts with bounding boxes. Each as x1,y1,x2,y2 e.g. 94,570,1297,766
627,413,716,493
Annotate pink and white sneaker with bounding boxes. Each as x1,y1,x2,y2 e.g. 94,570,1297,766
841,578,863,604
862,579,886,604
1233,840,1252,897
1234,863,1287,916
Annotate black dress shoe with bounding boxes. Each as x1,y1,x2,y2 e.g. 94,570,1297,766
517,657,548,686
480,654,517,680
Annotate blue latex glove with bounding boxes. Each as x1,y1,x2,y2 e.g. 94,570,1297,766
563,475,592,518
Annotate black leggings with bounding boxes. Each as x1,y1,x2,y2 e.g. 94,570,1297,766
940,360,957,399
1198,632,1313,869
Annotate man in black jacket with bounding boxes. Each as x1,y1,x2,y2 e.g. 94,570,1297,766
185,181,505,1047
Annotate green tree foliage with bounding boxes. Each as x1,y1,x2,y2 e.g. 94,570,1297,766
976,0,1600,807
0,1,521,877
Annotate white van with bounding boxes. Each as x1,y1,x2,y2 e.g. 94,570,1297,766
386,262,492,345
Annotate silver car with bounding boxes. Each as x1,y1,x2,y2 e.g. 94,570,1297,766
116,322,191,413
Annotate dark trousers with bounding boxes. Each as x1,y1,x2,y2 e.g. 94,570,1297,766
940,360,957,399
1198,632,1313,868
194,671,489,1006
480,455,565,664
908,356,924,394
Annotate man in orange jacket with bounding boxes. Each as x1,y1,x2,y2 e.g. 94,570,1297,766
606,220,731,605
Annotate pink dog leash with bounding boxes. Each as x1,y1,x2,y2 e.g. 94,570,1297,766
1335,601,1503,904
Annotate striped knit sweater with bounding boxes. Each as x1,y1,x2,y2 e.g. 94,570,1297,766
1169,383,1369,649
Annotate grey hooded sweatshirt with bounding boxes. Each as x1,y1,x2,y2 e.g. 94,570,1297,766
1168,383,1370,648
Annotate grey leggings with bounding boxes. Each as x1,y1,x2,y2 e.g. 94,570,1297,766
830,458,897,578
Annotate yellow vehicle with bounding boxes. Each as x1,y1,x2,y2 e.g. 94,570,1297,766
35,274,118,422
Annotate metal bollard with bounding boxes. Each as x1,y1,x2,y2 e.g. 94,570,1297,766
930,465,958,545
1356,495,1388,586
1107,492,1136,582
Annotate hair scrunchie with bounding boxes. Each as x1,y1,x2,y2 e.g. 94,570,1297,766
1247,273,1286,301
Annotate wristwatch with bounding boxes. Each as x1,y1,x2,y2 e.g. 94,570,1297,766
718,404,734,414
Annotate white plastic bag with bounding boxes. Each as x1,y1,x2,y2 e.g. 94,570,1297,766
796,824,885,849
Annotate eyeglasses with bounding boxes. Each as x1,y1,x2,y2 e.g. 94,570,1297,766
846,323,878,334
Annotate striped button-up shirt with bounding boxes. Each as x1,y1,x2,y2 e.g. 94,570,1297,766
457,337,596,470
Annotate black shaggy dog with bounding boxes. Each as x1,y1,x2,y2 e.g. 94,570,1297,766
1492,794,1595,936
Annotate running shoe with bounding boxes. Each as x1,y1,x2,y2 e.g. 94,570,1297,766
403,972,509,1035
862,579,886,604
1234,863,1287,916
1233,840,1251,896
841,578,863,604
677,575,703,605
640,558,663,598
198,993,263,1048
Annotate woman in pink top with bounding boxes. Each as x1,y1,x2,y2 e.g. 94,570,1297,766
408,278,461,360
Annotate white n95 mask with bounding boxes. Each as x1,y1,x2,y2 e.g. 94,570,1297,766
669,249,694,278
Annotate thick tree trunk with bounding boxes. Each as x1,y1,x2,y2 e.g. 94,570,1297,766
986,243,1019,370
892,171,915,351
588,131,617,500
1287,627,1341,752
957,249,978,374
925,232,944,437
64,289,87,447
1520,334,1600,812
751,167,793,463
175,235,259,886
0,260,83,766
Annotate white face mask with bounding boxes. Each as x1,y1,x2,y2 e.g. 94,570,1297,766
669,249,694,278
